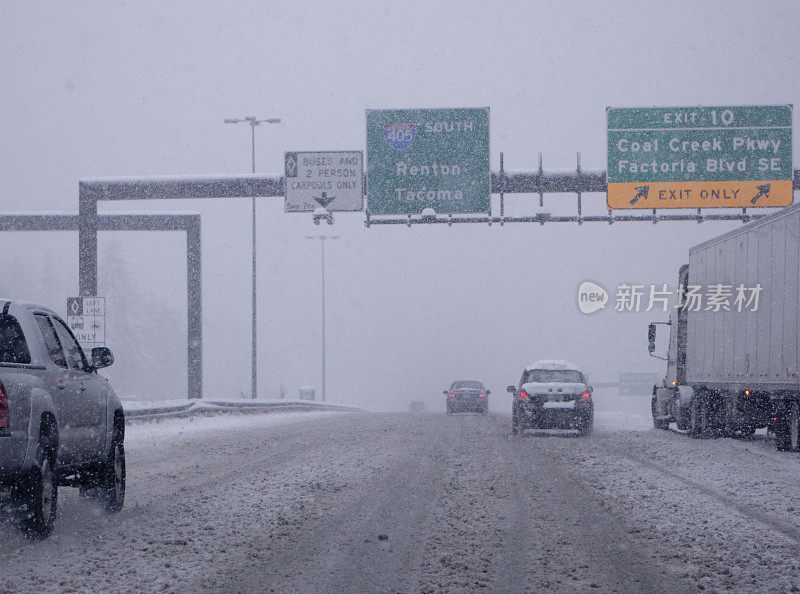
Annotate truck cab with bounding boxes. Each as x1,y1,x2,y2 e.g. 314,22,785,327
649,265,691,431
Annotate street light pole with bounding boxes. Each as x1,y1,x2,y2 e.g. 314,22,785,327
306,235,339,402
224,115,281,399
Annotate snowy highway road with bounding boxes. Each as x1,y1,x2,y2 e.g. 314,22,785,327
3,403,800,593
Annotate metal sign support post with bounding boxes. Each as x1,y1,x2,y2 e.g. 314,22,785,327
78,175,284,400
225,115,281,400
306,234,339,402
3,210,202,399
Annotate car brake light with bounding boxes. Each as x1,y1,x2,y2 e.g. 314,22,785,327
479,392,486,398
582,392,591,399
520,390,528,400
448,392,455,398
0,381,9,430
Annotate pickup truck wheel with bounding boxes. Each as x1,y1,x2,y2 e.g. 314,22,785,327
23,446,57,539
100,436,125,512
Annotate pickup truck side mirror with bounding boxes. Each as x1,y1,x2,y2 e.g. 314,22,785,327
442,390,449,395
506,385,516,393
92,346,114,369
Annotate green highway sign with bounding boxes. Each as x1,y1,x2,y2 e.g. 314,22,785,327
607,105,793,209
366,107,490,215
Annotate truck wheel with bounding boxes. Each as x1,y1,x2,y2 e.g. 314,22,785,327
22,446,58,538
677,405,691,431
100,434,126,512
512,410,520,435
790,402,800,452
740,426,756,437
651,398,668,430
690,398,702,438
690,396,712,438
776,403,791,451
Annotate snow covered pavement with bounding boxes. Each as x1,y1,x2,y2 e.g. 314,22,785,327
2,400,800,592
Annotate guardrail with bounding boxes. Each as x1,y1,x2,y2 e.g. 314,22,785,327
125,400,365,422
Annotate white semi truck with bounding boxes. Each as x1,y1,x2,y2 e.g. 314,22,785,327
649,202,800,451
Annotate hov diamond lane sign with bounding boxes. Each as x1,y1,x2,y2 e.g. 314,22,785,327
366,107,490,215
607,105,792,209
66,296,106,351
284,151,363,212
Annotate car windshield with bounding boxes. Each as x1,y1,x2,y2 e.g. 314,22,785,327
524,369,585,384
451,380,483,389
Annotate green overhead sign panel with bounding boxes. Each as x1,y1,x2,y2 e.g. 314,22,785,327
366,107,490,215
607,105,793,209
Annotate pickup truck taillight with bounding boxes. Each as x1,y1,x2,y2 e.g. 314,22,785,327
479,392,486,398
0,380,9,430
582,392,591,399
519,390,529,400
448,392,455,398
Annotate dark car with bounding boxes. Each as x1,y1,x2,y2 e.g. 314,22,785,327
507,360,593,436
444,380,490,414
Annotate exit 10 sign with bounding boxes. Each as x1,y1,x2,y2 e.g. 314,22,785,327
606,105,792,209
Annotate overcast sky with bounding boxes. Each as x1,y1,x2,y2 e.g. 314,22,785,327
1,1,798,410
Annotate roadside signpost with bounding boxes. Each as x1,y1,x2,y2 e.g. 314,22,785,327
67,296,106,351
366,107,491,215
607,105,793,209
284,151,364,212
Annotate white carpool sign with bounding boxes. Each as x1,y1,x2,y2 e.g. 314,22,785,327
284,151,364,212
66,296,106,351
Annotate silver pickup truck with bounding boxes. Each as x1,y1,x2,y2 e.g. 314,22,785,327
0,300,125,538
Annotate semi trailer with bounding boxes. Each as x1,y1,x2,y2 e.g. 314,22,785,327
649,202,800,451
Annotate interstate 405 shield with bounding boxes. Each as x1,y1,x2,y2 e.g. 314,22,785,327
607,105,792,209
366,108,490,215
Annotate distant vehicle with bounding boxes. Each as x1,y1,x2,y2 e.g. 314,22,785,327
648,203,800,451
0,300,125,538
444,380,490,414
507,360,593,436
409,400,427,413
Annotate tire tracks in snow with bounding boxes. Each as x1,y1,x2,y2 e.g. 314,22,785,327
208,414,450,593
494,423,689,593
597,440,800,546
